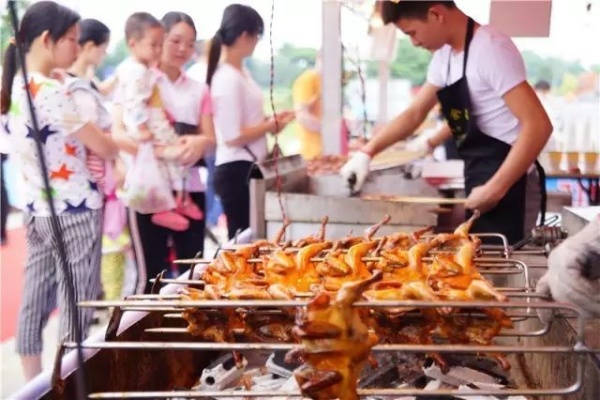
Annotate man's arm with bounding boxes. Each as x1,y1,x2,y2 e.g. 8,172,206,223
427,123,453,148
487,82,553,195
361,83,440,157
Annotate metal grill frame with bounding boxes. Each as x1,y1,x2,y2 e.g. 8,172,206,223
67,298,596,398
52,229,599,399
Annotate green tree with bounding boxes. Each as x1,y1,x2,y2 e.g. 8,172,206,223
366,37,432,86
97,38,128,78
278,44,318,68
1,0,30,49
246,42,315,89
521,50,586,88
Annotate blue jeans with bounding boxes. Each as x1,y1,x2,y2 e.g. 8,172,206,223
204,154,223,227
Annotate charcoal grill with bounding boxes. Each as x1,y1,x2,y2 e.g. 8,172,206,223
11,226,600,400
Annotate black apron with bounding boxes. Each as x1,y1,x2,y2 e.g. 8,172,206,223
436,18,546,244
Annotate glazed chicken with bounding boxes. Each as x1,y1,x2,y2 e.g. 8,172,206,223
175,213,514,374
286,272,382,400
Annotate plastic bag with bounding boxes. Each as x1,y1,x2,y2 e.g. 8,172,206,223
118,142,176,214
103,162,128,239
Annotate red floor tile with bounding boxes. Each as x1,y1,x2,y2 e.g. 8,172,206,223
1,227,26,341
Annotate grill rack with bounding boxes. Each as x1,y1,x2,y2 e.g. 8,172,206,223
172,232,548,268
68,299,596,399
154,257,533,296
69,257,600,399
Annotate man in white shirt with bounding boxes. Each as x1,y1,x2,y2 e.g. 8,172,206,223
341,1,552,244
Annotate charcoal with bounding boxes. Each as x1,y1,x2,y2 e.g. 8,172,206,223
441,354,513,387
394,353,428,386
265,351,298,379
195,354,247,391
359,353,399,388
455,383,528,400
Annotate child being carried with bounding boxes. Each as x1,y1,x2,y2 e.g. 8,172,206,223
116,12,202,231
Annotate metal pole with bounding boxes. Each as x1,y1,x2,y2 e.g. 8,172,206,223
377,59,389,124
321,0,343,155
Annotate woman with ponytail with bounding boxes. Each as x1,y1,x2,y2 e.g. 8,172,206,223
0,1,118,381
207,4,295,240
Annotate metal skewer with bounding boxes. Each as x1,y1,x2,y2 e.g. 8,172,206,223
62,341,593,354
87,385,584,399
142,326,547,338
76,299,565,310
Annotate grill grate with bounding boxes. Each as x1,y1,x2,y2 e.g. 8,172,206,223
63,238,599,399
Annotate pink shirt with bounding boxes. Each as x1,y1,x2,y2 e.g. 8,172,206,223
200,85,213,116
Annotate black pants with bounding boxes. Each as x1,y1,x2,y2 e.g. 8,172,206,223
214,161,261,240
1,154,8,241
130,192,205,294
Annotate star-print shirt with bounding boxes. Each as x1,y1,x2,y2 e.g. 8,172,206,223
6,72,103,216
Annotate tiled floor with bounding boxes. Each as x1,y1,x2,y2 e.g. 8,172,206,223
1,312,110,397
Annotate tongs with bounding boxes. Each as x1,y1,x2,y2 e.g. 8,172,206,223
347,172,360,197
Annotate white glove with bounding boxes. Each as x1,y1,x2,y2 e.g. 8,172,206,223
536,217,600,323
405,134,434,156
340,151,371,193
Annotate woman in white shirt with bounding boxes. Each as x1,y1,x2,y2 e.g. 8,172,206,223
115,12,216,294
65,19,113,187
207,4,294,239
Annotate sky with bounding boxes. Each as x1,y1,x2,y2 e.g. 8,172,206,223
1,0,599,68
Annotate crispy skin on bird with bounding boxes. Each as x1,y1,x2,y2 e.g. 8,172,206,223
177,213,513,372
286,272,382,400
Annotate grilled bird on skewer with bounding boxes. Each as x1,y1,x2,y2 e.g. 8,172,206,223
286,272,383,400
177,213,514,373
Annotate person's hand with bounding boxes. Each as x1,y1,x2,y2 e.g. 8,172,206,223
340,151,372,193
536,217,600,323
348,137,368,152
405,134,434,156
464,183,506,214
154,144,184,161
176,135,206,166
138,127,154,142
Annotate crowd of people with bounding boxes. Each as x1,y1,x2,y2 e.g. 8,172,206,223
0,0,301,382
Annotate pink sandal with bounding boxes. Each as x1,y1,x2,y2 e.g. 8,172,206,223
151,211,189,231
177,197,204,221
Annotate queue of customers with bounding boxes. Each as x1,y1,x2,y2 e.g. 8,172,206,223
0,1,291,382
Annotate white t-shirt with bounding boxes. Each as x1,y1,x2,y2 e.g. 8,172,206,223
154,68,210,192
427,24,526,145
65,76,112,132
210,63,267,166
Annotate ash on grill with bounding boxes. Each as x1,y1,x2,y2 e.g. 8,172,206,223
176,351,526,400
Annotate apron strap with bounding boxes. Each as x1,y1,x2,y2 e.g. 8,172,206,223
463,18,475,76
534,160,547,226
445,17,476,85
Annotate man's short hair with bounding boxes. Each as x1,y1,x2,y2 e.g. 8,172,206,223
381,1,457,24
125,12,162,41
